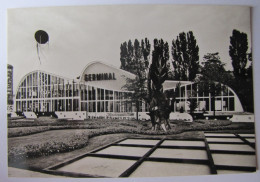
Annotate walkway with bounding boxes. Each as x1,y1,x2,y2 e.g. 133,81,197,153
41,132,256,177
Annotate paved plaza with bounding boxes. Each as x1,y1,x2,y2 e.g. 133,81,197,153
35,132,256,178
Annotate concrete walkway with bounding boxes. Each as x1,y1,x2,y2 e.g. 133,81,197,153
8,167,66,178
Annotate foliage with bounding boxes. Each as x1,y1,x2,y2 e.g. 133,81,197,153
149,39,170,93
8,126,50,137
229,29,249,80
120,38,150,75
171,31,199,81
8,117,255,163
8,133,89,163
147,39,171,131
229,30,253,112
196,53,228,116
200,53,232,84
121,38,151,120
187,98,199,114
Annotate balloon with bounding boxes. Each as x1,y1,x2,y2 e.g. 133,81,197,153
35,30,49,44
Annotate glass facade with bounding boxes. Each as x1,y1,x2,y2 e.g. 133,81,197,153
165,82,242,113
15,71,142,114
15,70,242,115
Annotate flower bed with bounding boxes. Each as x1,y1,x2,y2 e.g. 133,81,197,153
8,126,50,137
8,119,254,162
8,132,89,163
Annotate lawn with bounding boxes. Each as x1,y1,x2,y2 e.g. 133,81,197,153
8,117,255,169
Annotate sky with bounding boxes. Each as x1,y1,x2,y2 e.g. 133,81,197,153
7,4,252,91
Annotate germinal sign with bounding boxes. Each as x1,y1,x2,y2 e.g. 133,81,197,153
85,73,116,81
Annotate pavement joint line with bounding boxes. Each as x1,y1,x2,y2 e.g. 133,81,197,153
203,133,218,174
33,133,256,178
118,137,166,177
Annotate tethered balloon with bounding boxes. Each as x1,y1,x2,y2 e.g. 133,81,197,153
35,30,49,64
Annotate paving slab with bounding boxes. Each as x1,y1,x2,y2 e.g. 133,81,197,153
150,148,208,160
217,170,253,174
95,146,151,156
239,134,255,137
161,140,205,147
129,161,211,177
204,133,235,137
56,156,136,178
8,167,65,178
209,144,255,152
119,139,160,145
212,154,256,167
245,138,255,143
206,137,243,143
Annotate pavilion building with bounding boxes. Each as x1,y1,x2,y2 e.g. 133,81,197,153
14,61,243,119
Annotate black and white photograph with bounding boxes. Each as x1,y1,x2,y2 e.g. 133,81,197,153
4,2,258,180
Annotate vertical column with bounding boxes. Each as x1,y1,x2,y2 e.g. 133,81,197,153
86,85,89,112
25,77,27,112
50,76,52,112
37,72,40,112
196,84,199,112
221,84,224,111
72,82,74,112
79,84,81,111
95,87,97,115
113,90,115,113
184,85,187,112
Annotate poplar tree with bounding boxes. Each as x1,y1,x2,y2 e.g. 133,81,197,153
121,38,151,120
229,29,248,80
120,39,150,74
172,31,199,81
229,30,253,112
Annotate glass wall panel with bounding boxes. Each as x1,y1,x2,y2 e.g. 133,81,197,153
101,89,104,100
81,102,87,111
115,91,119,100
97,88,101,100
16,101,21,112
223,97,229,111
73,99,79,111
105,90,109,100
229,97,235,111
88,102,96,112
181,87,185,97
109,101,113,112
115,101,120,112
66,99,72,111
27,101,32,111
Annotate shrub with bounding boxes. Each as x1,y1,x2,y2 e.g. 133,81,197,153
8,126,50,137
8,118,254,162
8,132,89,163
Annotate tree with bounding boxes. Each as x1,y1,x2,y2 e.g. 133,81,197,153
148,39,171,131
229,29,248,80
120,39,150,75
187,98,199,114
229,30,254,112
200,53,232,84
197,53,227,117
120,40,133,73
141,38,151,69
121,39,151,120
172,31,199,81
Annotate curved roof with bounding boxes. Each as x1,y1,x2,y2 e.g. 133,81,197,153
163,80,192,90
15,70,73,93
79,61,136,80
79,61,135,90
